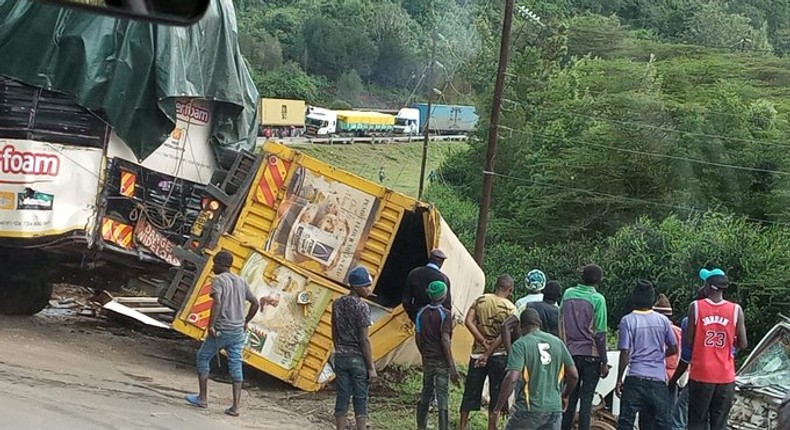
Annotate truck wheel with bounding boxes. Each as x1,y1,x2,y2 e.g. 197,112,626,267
218,149,240,171
0,277,53,315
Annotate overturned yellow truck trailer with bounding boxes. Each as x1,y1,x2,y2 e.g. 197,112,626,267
161,141,484,391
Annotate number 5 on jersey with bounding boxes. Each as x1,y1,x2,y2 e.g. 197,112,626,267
538,342,552,365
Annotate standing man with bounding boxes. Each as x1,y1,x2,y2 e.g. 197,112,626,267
185,251,261,417
378,166,386,184
668,280,713,430
332,266,377,430
459,274,516,430
403,249,452,322
559,264,609,430
415,280,459,430
615,280,678,430
492,308,579,430
500,280,562,355
685,269,747,430
653,293,682,381
514,269,547,309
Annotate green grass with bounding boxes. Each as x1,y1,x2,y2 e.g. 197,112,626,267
293,141,468,198
369,365,490,430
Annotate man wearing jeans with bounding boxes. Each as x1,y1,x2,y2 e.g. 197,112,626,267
615,280,678,430
459,274,516,430
185,250,262,416
492,308,579,430
332,266,377,430
559,264,609,430
415,280,459,430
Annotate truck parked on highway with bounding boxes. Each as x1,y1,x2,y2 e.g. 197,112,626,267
393,108,421,135
306,110,396,137
305,103,478,137
258,98,306,138
0,0,258,315
413,103,478,135
160,141,485,391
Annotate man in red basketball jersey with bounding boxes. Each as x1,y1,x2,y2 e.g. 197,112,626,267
684,269,748,430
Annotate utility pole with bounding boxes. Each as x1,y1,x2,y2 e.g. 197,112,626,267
418,26,438,200
473,0,516,265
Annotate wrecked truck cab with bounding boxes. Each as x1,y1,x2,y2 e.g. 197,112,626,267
729,319,790,430
162,141,484,391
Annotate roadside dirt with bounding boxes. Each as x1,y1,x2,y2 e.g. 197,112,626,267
0,311,336,429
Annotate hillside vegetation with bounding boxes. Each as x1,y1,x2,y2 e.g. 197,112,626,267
236,0,790,343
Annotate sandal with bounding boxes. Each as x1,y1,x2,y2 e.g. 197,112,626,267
185,394,207,409
224,406,240,417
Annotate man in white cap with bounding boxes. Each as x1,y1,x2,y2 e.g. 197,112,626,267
514,269,547,309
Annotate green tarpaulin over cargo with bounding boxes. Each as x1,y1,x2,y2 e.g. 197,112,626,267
0,0,258,160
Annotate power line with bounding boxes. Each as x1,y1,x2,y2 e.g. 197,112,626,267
486,170,790,226
499,126,790,177
499,101,790,150
563,25,777,54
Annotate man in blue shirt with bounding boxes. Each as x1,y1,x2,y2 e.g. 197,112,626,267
615,280,678,430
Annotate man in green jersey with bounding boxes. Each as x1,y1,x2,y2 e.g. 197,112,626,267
492,308,579,430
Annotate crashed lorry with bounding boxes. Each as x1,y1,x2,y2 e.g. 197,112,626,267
160,140,486,391
0,0,259,314
729,318,790,430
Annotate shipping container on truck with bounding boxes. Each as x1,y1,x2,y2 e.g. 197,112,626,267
258,98,306,138
161,141,485,392
412,103,478,134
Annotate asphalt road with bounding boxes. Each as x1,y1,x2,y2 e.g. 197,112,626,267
0,312,333,430
0,382,237,430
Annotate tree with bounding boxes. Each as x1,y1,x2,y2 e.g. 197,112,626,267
336,69,364,105
253,62,329,103
302,16,378,80
683,2,772,51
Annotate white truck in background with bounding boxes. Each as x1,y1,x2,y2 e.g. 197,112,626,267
305,107,338,136
393,108,421,135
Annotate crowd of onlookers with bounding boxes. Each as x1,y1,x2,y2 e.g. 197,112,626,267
183,249,760,430
385,251,745,430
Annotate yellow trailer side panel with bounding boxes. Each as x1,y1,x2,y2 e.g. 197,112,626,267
336,111,395,126
172,142,484,392
172,233,414,391
245,143,417,287
259,98,306,127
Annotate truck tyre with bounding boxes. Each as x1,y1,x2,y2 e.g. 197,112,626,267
0,277,53,315
218,148,240,171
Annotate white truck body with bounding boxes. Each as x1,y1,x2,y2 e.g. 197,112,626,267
305,108,337,136
393,108,420,135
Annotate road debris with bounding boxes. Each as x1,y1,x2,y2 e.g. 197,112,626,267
94,291,171,330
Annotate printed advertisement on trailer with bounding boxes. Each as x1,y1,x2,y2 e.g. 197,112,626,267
0,139,104,237
106,98,217,185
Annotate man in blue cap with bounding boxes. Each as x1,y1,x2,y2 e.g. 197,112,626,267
415,280,459,430
332,266,377,430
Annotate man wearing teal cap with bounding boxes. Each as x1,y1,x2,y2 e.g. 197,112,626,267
415,280,459,430
684,267,748,430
